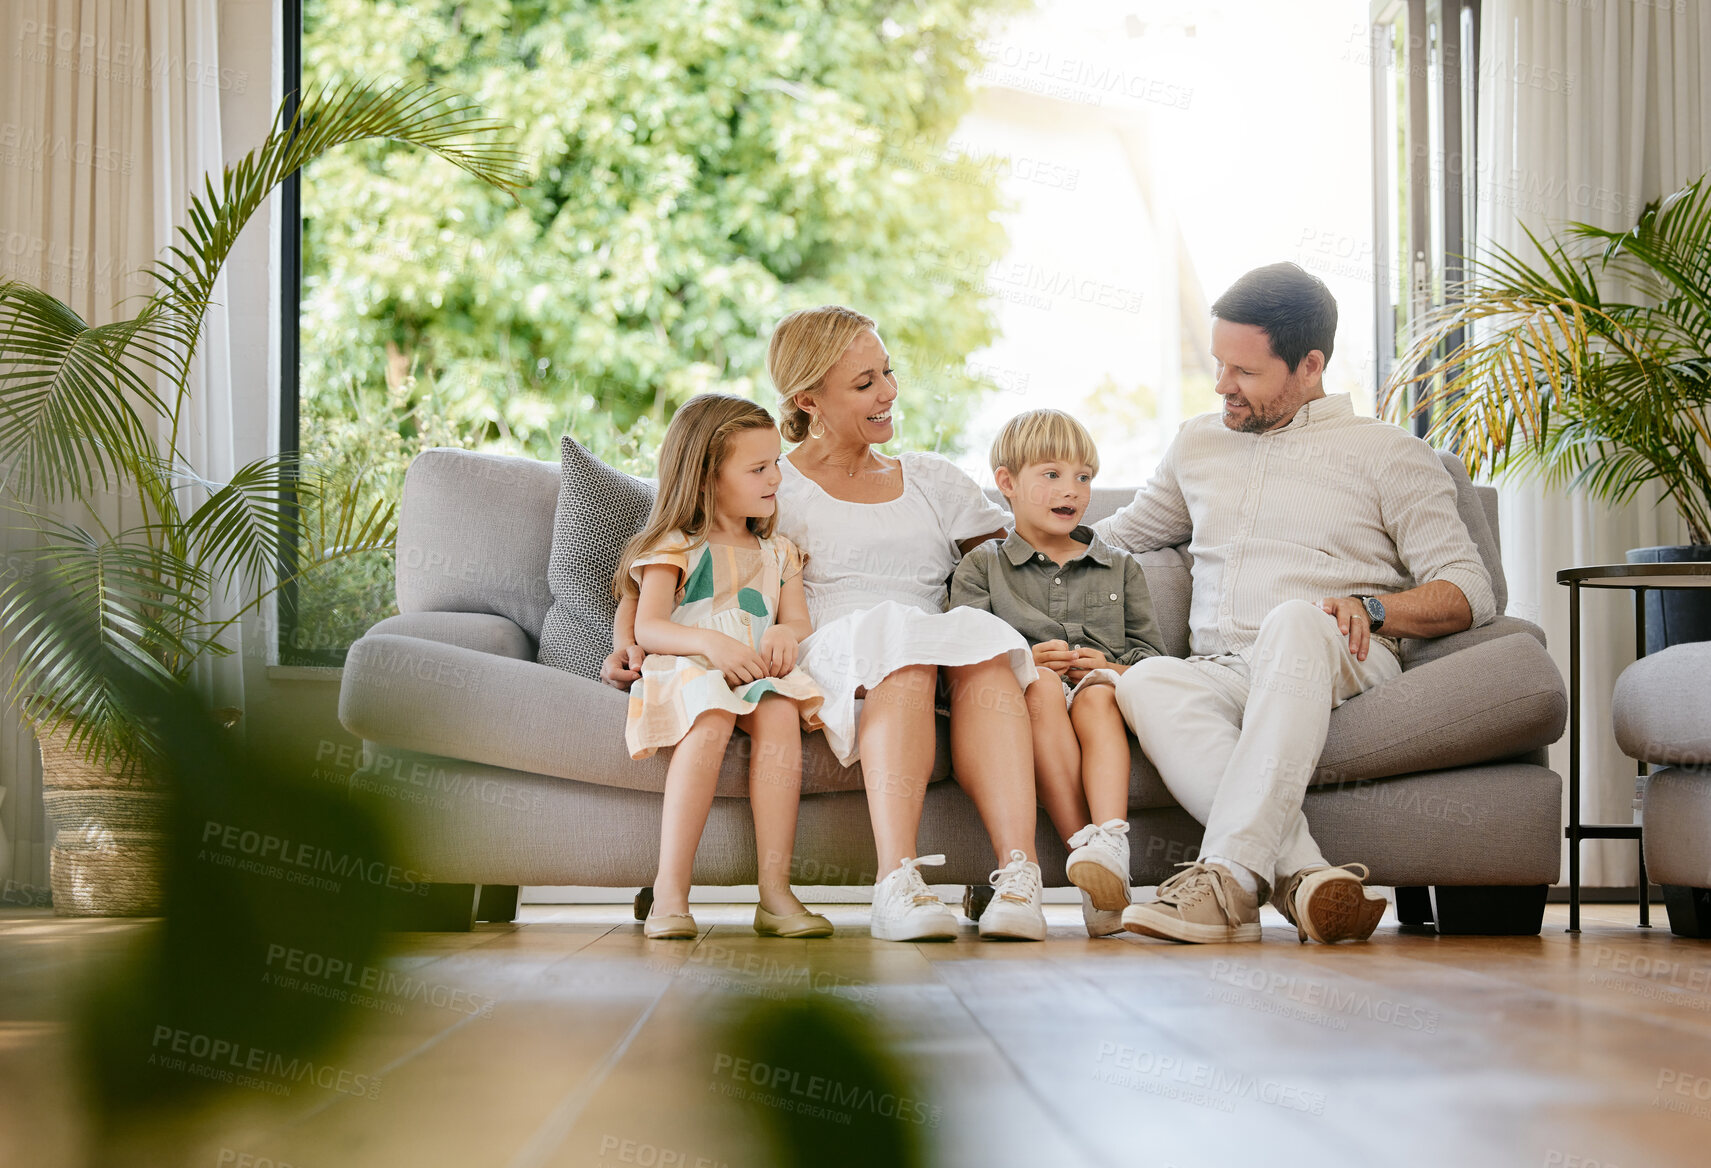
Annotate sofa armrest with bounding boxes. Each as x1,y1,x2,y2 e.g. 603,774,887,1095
338,633,872,798
1316,632,1567,786
1614,642,1711,765
365,612,534,660
1399,614,1546,670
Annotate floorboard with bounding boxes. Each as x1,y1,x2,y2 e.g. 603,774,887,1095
2,901,1707,1167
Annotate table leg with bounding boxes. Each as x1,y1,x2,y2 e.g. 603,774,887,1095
1636,587,1649,928
1569,581,1581,934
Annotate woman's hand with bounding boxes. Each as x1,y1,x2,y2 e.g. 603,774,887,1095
759,625,800,677
702,634,770,688
600,645,644,690
1032,639,1077,676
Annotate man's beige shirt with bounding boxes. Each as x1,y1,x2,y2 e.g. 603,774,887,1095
1092,393,1496,658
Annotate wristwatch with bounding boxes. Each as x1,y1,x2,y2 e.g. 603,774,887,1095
1353,594,1386,631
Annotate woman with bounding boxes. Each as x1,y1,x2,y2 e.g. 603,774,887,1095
605,306,1045,942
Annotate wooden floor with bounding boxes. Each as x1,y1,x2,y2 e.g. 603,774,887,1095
4,898,1709,1168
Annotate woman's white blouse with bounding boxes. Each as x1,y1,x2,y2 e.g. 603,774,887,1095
776,451,1008,628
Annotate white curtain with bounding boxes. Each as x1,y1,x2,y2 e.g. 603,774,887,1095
1478,0,1710,884
0,0,240,896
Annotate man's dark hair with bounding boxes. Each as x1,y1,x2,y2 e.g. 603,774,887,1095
1210,262,1337,373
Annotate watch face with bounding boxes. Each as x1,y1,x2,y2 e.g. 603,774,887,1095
1363,596,1385,627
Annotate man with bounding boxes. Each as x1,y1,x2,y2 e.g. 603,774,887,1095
1097,262,1494,945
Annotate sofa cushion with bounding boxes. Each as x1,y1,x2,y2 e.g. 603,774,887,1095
1437,455,1507,616
1614,642,1711,766
536,437,657,680
394,449,560,638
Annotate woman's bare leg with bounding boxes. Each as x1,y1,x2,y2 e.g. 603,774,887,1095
855,664,938,879
1028,677,1089,844
652,709,736,916
944,656,1037,864
738,696,808,916
1070,685,1131,826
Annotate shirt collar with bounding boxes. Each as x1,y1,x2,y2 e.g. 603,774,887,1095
1273,391,1353,433
1000,525,1116,567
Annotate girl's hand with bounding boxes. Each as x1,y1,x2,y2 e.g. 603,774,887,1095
702,634,769,688
600,644,645,690
759,626,800,676
1032,639,1076,676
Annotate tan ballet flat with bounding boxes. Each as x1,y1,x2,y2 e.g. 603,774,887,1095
643,912,698,940
754,904,833,939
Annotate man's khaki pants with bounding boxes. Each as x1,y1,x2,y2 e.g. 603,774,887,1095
1114,599,1401,889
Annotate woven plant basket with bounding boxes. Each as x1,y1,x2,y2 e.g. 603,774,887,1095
36,724,169,917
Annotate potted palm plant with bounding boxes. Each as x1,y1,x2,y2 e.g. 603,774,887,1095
0,80,527,914
1384,175,1711,651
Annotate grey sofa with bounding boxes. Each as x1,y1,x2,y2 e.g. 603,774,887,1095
1614,642,1711,937
337,447,1567,933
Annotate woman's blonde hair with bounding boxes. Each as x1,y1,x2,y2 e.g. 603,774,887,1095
614,393,779,600
766,305,877,442
989,409,1101,477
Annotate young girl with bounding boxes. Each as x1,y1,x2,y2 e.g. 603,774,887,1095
616,393,830,941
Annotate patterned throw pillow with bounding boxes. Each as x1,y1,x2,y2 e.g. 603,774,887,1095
537,436,656,679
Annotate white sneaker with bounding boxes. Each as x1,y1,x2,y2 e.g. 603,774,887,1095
1080,890,1125,937
870,855,958,942
979,849,1046,941
1066,819,1131,912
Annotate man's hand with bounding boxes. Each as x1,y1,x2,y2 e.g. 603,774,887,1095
1032,639,1077,676
759,625,800,677
1066,647,1125,682
600,644,645,690
1320,596,1372,661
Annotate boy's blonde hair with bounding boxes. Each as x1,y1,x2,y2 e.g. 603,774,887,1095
989,409,1100,477
766,305,878,443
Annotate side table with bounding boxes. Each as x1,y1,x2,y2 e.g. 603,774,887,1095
1556,563,1711,932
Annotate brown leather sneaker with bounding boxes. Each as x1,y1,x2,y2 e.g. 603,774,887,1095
1121,862,1262,943
1273,863,1388,944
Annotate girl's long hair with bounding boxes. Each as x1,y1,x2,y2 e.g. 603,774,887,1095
614,393,780,600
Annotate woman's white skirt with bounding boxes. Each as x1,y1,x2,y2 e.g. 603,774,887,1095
798,600,1038,766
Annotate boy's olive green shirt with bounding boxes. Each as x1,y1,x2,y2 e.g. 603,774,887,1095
950,526,1166,667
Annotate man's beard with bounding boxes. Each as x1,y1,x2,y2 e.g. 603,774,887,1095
1223,397,1288,433
1223,382,1305,434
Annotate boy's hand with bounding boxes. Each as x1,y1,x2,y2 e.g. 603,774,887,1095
1032,639,1077,676
1066,647,1123,682
703,635,770,688
759,626,800,676
600,645,645,690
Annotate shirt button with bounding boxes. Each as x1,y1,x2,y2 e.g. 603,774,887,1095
1054,578,1062,585
1109,592,1118,601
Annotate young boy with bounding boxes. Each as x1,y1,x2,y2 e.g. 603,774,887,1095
950,409,1165,937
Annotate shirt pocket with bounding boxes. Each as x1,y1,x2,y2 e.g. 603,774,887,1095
1083,586,1121,612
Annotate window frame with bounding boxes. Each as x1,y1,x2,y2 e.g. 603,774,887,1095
1369,0,1480,438
277,0,332,665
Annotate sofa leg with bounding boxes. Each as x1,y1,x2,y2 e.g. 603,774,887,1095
962,884,993,922
386,883,479,932
1429,884,1547,936
634,886,654,922
1395,885,1434,933
476,884,519,923
1662,885,1711,939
